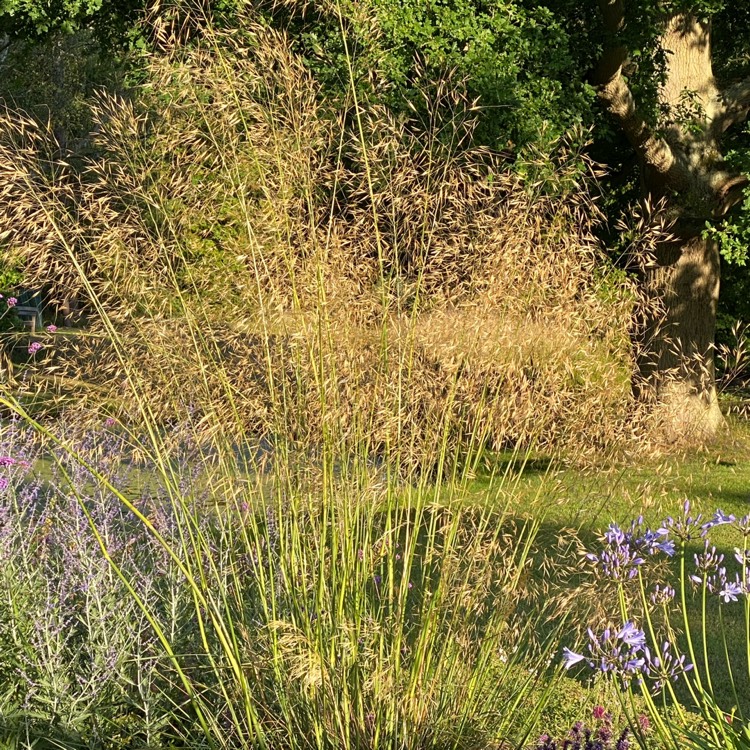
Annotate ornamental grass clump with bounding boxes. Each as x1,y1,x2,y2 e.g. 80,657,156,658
0,2,652,747
0,409,575,749
0,0,641,471
562,502,750,750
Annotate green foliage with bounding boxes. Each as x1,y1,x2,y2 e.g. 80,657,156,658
704,126,750,269
0,0,142,45
706,188,750,268
277,0,597,149
0,252,21,333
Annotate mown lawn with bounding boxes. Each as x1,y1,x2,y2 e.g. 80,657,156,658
466,416,750,537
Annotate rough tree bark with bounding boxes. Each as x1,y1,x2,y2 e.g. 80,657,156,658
595,2,750,442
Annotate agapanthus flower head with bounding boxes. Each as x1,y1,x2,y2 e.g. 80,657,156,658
735,548,750,566
636,528,675,556
658,500,703,541
691,564,729,595
604,523,627,546
644,640,693,692
650,584,676,606
694,541,724,574
588,541,645,581
719,576,744,603
617,621,646,649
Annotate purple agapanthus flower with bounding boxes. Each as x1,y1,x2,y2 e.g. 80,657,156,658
694,541,724,575
562,647,586,669
720,582,743,603
658,500,703,541
650,584,676,605
703,509,736,532
644,640,693,692
617,622,646,649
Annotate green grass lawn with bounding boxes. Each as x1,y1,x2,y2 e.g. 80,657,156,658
466,416,750,538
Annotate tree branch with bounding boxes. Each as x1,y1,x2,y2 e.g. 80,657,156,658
714,77,750,133
711,171,750,216
594,1,690,191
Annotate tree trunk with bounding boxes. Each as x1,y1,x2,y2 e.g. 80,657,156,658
635,227,725,443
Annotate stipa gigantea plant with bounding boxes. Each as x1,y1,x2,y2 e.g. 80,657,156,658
0,6,637,747
0,1,640,470
0,399,576,750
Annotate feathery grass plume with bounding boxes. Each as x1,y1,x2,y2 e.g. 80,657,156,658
0,4,639,470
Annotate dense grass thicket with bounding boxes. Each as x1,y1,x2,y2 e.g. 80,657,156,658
0,4,749,750
0,11,645,471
